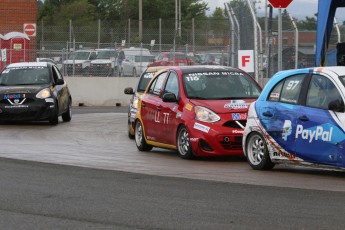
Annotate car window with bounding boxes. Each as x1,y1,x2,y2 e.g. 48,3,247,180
163,72,179,98
268,81,284,101
306,74,343,110
52,65,63,81
279,74,305,104
137,71,156,92
148,72,167,96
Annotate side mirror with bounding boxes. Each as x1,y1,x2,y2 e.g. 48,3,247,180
162,92,178,103
56,79,65,85
124,87,134,95
328,99,344,112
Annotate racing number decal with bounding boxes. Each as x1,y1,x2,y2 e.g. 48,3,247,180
286,80,300,90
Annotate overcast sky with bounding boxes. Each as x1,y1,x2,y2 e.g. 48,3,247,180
203,0,345,22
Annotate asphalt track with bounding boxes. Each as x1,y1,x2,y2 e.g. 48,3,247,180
0,107,344,192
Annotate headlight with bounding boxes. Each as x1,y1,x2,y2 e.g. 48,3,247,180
194,106,220,123
36,88,51,99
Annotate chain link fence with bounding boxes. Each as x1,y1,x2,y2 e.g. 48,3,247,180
2,2,323,83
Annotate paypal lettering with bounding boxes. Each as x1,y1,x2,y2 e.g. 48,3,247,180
295,125,333,143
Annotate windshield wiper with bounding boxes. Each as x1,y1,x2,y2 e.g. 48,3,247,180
188,96,207,100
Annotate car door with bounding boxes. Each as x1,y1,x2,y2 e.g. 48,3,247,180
295,73,345,166
141,71,168,143
52,65,68,113
257,74,307,154
160,71,180,145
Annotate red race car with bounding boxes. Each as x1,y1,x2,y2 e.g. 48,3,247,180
134,65,262,159
148,52,194,67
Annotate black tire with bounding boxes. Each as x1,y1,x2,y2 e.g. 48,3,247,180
49,105,59,125
177,125,194,159
135,120,153,151
128,130,135,139
245,132,275,170
62,100,72,122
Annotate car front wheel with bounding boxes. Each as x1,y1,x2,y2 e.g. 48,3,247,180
62,100,72,122
135,120,153,151
177,125,194,159
246,132,274,170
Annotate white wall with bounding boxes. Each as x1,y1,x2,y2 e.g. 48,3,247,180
65,77,138,107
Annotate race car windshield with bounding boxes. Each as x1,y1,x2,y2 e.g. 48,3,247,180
137,72,156,92
0,67,50,86
183,71,261,99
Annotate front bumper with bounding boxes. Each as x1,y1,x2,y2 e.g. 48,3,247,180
186,120,245,157
0,99,56,121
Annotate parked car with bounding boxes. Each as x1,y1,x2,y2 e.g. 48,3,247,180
89,49,117,77
119,54,155,77
148,52,194,67
133,66,261,159
243,67,345,171
124,66,168,139
201,53,229,66
63,49,98,76
117,47,152,76
0,62,72,125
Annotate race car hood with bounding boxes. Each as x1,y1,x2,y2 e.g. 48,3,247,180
188,98,256,114
0,84,50,95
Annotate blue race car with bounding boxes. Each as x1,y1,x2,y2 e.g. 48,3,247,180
243,67,345,170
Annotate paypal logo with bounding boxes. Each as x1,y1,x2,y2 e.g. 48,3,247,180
282,120,292,141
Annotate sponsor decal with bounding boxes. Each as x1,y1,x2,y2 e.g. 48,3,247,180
282,120,292,141
232,130,244,134
193,122,210,133
232,113,247,120
189,137,198,142
185,103,193,111
45,98,54,103
5,105,28,108
224,100,249,109
4,94,25,100
295,124,333,143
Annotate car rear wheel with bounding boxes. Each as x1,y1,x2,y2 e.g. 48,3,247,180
62,100,72,122
177,125,194,159
135,120,153,151
246,132,275,170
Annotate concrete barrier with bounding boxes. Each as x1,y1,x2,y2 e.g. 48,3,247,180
65,77,138,107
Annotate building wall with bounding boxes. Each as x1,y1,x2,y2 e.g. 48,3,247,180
0,0,37,60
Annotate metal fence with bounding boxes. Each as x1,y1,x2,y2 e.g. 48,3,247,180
2,2,326,83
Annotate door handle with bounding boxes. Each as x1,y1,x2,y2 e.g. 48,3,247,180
298,115,309,121
262,111,273,117
157,107,161,111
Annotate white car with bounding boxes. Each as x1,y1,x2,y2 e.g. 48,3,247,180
119,54,155,77
62,50,98,76
89,49,117,77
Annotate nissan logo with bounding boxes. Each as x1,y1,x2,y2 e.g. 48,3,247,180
224,136,230,142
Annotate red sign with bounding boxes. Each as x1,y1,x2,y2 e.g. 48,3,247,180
24,23,36,37
268,0,293,8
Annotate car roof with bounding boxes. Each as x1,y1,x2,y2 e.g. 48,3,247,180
6,62,50,68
